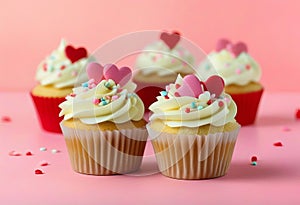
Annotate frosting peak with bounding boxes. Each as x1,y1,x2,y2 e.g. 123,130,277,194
59,63,144,124
36,39,91,88
149,74,237,127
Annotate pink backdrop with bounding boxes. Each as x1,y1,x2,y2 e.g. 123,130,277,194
1,0,299,92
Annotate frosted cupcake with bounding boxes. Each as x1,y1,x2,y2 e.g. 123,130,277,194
133,31,194,109
147,74,240,179
59,63,148,175
31,39,91,133
198,38,263,125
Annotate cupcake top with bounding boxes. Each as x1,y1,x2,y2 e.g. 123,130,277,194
59,63,144,124
135,31,194,77
35,39,91,89
198,39,261,86
149,74,237,127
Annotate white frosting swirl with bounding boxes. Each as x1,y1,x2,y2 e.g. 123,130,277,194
149,75,237,127
135,41,194,77
36,39,91,88
198,50,261,86
59,79,144,124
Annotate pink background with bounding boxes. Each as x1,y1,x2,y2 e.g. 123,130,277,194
0,0,299,92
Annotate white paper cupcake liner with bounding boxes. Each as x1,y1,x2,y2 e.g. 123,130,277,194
60,122,148,175
147,124,240,179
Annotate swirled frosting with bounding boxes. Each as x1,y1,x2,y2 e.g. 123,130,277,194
199,50,261,86
135,41,194,77
149,75,237,127
36,39,90,88
59,79,144,124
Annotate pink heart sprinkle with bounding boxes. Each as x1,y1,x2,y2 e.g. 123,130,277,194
204,75,225,98
103,64,132,86
86,62,104,84
216,38,231,52
160,31,181,50
227,42,248,57
177,75,203,98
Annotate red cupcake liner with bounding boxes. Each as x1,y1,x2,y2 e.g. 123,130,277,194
30,92,65,133
229,89,264,126
134,80,167,111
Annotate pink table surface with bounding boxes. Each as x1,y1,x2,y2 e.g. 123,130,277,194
0,91,300,205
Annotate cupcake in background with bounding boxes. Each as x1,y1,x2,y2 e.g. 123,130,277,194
59,63,148,175
198,38,263,125
147,74,240,179
31,39,91,133
133,31,195,110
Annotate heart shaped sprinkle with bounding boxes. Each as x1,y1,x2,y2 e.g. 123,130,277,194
204,75,225,98
160,31,181,50
216,38,231,52
65,45,87,63
273,142,283,147
86,62,104,84
177,75,203,98
226,42,248,57
103,64,132,86
35,169,44,175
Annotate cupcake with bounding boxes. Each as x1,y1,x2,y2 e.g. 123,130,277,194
147,74,240,179
59,63,148,175
198,38,263,125
133,31,194,109
31,39,91,133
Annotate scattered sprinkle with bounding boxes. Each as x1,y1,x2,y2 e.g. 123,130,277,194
282,127,291,132
218,101,224,107
69,93,76,97
93,98,100,105
185,108,190,113
171,58,176,64
235,68,241,74
40,147,47,152
51,149,59,154
205,64,210,70
245,64,251,70
164,95,169,99
40,161,49,166
112,95,119,101
71,71,78,76
251,156,258,162
251,161,257,166
207,99,212,105
273,142,283,147
175,84,180,89
104,81,111,88
296,109,300,119
35,169,44,175
160,91,168,96
60,65,66,70
174,92,180,97
9,151,21,156
191,102,197,109
82,82,89,87
43,63,47,71
25,151,33,156
166,85,170,91
197,105,204,110
100,101,108,106
1,116,11,122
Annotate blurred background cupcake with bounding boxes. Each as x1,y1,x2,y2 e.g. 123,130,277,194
30,39,91,133
59,63,148,175
133,31,195,110
147,74,240,179
198,38,263,126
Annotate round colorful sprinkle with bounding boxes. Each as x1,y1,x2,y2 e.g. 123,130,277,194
40,147,47,152
25,151,33,156
251,161,257,166
51,149,59,154
185,107,191,113
251,156,258,162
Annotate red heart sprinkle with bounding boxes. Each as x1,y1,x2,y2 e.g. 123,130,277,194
160,31,181,50
226,42,248,57
65,45,87,63
216,38,231,52
273,142,283,147
251,156,258,162
25,151,33,156
9,151,21,156
295,109,300,119
2,116,11,122
35,169,44,175
40,161,49,166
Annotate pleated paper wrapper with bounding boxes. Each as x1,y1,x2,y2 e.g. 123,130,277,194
147,125,240,180
30,92,65,133
60,122,148,175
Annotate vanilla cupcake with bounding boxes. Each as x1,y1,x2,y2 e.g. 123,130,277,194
59,63,148,175
133,31,194,109
147,74,240,179
31,39,91,133
198,38,263,125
